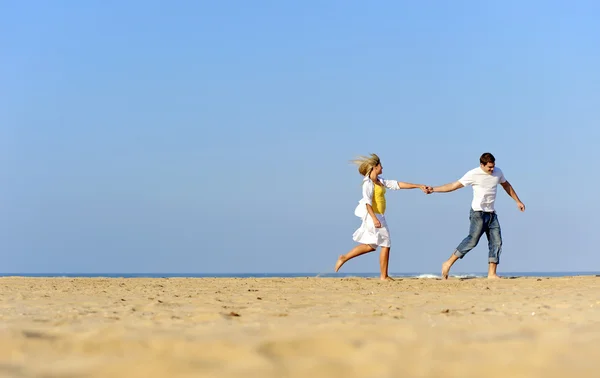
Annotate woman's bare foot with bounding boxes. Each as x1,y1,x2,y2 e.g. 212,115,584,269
334,255,346,272
380,276,395,281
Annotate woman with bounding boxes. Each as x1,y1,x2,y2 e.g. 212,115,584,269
335,153,431,280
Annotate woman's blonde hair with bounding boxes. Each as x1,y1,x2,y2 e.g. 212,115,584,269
351,153,381,176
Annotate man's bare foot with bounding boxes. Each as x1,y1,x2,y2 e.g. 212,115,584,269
334,255,346,272
441,261,452,280
380,276,394,281
487,274,501,279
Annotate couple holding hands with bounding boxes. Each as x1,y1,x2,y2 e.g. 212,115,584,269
335,152,525,280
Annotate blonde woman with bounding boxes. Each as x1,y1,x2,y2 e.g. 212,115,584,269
335,154,431,280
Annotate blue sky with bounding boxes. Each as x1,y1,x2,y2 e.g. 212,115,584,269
2,1,599,274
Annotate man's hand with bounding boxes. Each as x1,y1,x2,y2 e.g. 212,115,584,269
501,181,525,211
420,185,433,194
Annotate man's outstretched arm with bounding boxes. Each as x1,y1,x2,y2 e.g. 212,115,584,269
431,181,464,193
501,181,525,211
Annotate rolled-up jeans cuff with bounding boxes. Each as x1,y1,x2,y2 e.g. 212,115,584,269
488,258,499,264
453,250,465,259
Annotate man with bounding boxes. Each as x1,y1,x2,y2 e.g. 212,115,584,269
429,152,525,279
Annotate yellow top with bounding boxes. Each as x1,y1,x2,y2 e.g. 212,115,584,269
371,184,386,214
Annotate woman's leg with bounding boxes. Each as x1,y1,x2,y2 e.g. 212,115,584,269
335,244,376,272
379,247,392,280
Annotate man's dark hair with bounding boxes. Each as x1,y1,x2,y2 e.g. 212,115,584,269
480,152,495,165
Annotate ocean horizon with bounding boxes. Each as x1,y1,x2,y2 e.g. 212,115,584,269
1,271,599,279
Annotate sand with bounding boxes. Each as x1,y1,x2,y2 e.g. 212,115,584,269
1,276,599,378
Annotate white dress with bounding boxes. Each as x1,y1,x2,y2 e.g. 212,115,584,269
352,175,400,248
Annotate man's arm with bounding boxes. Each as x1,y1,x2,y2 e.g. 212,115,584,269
501,181,525,211
431,181,464,193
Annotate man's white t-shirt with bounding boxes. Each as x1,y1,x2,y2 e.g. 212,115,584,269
458,167,507,212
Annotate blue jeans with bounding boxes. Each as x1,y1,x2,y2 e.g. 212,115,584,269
454,209,502,264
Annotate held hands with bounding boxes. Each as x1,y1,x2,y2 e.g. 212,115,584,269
419,185,434,194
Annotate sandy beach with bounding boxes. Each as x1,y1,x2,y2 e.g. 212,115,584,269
1,276,599,377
